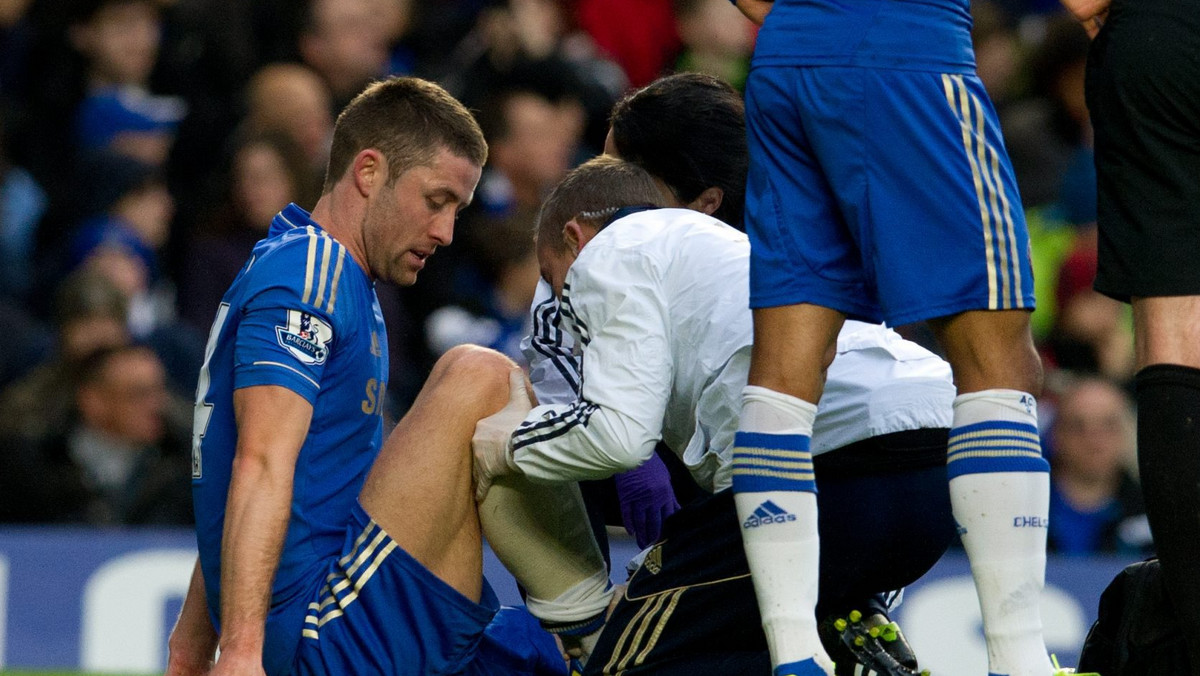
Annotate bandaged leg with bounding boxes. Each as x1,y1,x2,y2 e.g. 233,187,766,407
480,475,613,660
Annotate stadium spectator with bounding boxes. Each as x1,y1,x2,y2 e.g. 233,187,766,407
424,208,539,362
0,0,33,101
0,270,130,445
0,299,52,392
672,0,754,90
372,0,417,75
0,344,193,525
243,62,335,183
1044,230,1135,384
575,0,679,88
179,130,317,333
970,1,1022,107
1000,14,1092,208
64,151,203,393
476,84,583,216
298,0,390,110
0,108,46,302
439,1,623,153
1027,146,1100,341
69,0,186,167
1046,376,1150,555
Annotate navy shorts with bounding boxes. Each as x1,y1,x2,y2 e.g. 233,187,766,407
584,430,955,675
744,65,1034,325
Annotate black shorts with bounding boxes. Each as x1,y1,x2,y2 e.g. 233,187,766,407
1086,0,1200,302
583,430,954,676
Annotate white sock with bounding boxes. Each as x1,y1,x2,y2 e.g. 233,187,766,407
526,569,612,664
524,568,612,628
732,386,833,674
949,389,1052,676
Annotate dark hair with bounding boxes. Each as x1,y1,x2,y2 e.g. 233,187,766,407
465,208,538,283
322,77,488,193
74,343,156,389
475,89,533,145
475,60,585,144
536,156,664,252
609,72,747,228
69,0,158,25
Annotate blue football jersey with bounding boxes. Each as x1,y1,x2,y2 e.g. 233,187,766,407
191,203,389,669
753,0,975,73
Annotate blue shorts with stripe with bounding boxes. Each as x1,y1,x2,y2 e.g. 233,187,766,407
744,65,1034,325
290,502,566,676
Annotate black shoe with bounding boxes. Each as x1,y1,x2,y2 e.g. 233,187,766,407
818,610,929,676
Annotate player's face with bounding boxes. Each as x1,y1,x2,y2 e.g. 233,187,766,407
363,147,480,286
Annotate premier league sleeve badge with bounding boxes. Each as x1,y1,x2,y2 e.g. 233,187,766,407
276,309,334,365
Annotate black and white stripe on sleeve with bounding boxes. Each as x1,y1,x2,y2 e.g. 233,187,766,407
529,295,581,395
559,283,591,346
512,400,600,450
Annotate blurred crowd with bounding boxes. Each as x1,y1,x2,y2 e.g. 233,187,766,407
0,0,1151,556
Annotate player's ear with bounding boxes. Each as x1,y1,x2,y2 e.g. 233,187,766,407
564,218,601,254
562,219,586,255
688,187,725,217
351,149,384,198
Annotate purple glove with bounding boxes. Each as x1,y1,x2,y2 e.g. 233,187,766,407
613,453,680,549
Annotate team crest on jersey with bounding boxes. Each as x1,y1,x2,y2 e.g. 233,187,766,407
643,544,663,575
276,310,333,365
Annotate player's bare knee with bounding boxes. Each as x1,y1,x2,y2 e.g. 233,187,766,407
431,345,518,405
931,310,1043,393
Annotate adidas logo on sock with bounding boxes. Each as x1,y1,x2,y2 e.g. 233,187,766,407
743,500,797,529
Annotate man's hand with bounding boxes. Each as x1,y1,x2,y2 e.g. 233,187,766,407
208,645,267,676
1059,0,1110,37
614,453,679,548
164,648,214,676
735,0,774,26
165,559,218,676
472,369,532,501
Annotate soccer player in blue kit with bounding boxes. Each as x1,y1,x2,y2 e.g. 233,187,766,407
730,1,1069,675
164,77,614,676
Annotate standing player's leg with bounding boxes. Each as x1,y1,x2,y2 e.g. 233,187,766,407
737,305,843,676
840,62,1052,675
741,62,876,676
930,310,1053,676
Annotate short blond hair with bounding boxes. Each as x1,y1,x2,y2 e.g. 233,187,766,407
536,156,664,252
